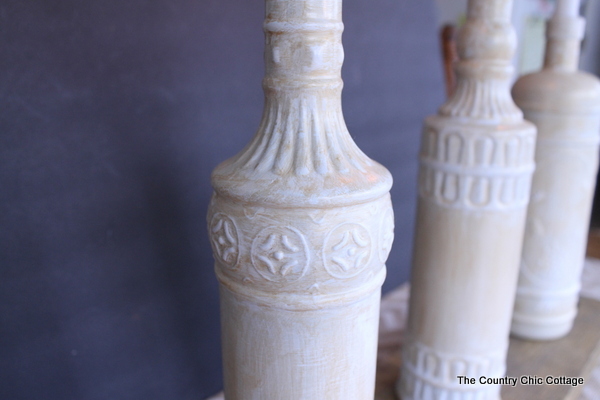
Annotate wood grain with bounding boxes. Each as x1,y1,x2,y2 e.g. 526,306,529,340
378,297,600,400
587,229,600,259
503,297,600,399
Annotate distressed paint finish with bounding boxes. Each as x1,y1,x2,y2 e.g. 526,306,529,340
397,0,536,399
208,0,394,399
511,0,600,340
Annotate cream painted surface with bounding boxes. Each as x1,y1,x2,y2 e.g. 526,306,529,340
220,287,381,399
511,0,600,340
207,0,394,399
398,0,536,399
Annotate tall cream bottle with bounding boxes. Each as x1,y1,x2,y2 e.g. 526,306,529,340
398,0,536,399
207,0,394,398
511,0,600,340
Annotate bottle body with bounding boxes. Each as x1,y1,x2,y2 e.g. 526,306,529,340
398,116,535,400
510,2,600,340
512,72,600,340
397,0,537,398
209,193,393,400
207,0,394,398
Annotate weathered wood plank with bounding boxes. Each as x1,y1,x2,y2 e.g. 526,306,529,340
503,297,600,400
376,297,600,400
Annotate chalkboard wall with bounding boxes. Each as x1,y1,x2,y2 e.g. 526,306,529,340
0,0,444,398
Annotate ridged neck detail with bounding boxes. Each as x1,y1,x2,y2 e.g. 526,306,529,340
440,0,523,123
212,0,392,207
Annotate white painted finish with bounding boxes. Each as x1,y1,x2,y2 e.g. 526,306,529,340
207,0,394,399
397,0,536,399
556,0,580,18
206,259,600,399
511,1,600,340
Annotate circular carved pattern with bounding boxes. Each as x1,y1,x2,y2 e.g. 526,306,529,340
209,213,240,268
323,223,372,279
378,207,395,263
251,226,310,282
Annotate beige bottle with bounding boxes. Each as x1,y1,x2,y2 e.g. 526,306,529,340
511,0,600,341
207,0,394,399
397,0,537,399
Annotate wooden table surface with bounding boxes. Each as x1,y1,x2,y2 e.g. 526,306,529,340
503,297,600,400
375,296,600,400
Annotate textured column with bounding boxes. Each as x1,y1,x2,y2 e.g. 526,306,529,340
511,0,600,340
207,1,394,399
397,0,536,399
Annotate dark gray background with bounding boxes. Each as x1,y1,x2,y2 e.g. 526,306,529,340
0,0,444,399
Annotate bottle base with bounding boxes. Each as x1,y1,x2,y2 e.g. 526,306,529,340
510,311,576,341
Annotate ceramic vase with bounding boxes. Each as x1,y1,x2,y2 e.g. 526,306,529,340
397,0,537,399
207,0,394,399
511,0,600,341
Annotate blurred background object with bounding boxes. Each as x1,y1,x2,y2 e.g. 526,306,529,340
435,0,600,229
434,0,600,77
440,24,458,98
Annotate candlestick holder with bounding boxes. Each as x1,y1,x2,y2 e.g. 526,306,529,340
397,0,536,398
511,0,600,340
208,1,394,398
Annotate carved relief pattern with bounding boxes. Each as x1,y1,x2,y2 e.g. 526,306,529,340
440,76,523,121
323,223,372,279
228,96,373,177
378,207,395,263
210,1,392,395
251,226,310,282
220,2,376,180
211,197,392,289
418,126,535,210
265,25,344,78
209,213,241,268
208,0,393,291
400,0,535,398
400,341,504,399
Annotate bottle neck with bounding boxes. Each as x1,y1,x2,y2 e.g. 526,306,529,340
222,0,377,179
263,0,344,97
543,15,585,72
211,0,392,204
440,0,522,122
467,0,512,22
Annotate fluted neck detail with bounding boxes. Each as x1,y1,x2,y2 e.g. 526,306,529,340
440,0,522,123
212,0,392,207
230,92,375,177
234,0,372,178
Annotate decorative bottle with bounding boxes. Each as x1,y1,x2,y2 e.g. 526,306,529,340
207,0,394,398
397,0,536,399
511,0,600,340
